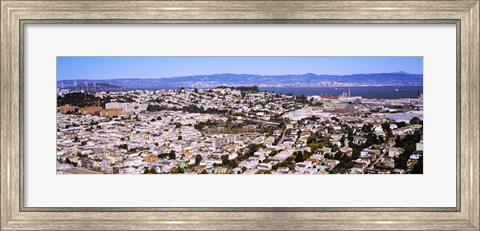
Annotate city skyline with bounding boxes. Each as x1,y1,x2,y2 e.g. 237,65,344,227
57,56,423,80
56,56,423,175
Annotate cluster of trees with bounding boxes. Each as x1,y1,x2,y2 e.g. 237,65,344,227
147,104,173,112
195,154,203,165
174,122,182,128
235,86,259,92
194,119,220,130
219,155,239,169
144,166,185,174
65,158,77,167
118,144,128,149
411,156,423,174
144,168,158,174
214,86,234,90
238,86,260,98
394,127,423,170
306,132,337,153
381,122,393,137
213,85,261,93
169,167,185,174
293,150,317,163
73,151,88,158
332,152,355,173
57,92,110,107
295,94,310,104
237,143,265,162
115,95,135,103
225,119,249,131
157,150,176,160
309,124,367,172
409,117,423,125
272,156,296,170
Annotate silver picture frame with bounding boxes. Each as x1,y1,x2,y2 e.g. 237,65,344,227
1,1,478,230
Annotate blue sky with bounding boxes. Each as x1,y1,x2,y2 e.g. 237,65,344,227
57,56,423,80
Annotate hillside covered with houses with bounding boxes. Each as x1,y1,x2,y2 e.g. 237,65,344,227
56,86,423,174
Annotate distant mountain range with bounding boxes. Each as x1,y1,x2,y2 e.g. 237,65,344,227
57,72,423,90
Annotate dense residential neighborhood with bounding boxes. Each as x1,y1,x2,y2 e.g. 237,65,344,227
56,86,423,174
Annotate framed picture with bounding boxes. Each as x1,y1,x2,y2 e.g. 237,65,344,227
1,0,478,230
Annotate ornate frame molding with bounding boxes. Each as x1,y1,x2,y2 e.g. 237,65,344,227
1,1,478,230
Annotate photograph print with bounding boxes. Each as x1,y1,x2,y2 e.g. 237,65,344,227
56,56,423,175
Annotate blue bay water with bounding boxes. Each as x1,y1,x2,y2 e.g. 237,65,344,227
259,86,423,99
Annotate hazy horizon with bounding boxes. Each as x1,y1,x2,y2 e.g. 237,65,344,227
57,71,423,82
57,57,423,81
